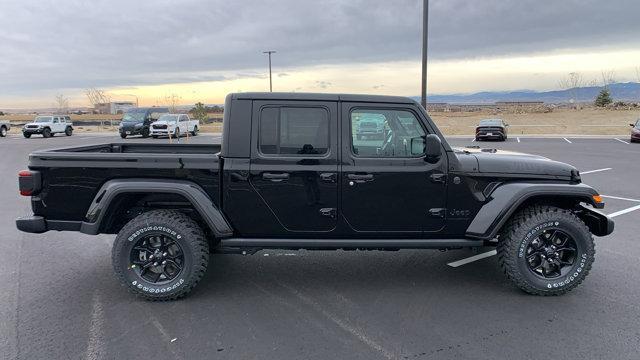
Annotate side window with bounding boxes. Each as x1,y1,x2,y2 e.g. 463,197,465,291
259,106,329,156
351,109,426,158
53,117,59,124
181,115,188,122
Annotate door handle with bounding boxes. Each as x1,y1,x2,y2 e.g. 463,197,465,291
347,173,374,183
320,173,337,183
262,172,290,181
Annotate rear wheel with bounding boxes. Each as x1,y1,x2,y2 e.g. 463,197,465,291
65,126,73,136
42,128,51,138
112,210,209,301
191,126,198,136
0,126,7,137
498,205,594,296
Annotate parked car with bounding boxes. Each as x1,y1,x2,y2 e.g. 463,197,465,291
475,118,508,141
119,107,169,138
630,119,640,143
150,114,199,138
15,92,613,300
0,120,10,137
22,115,73,138
354,113,386,140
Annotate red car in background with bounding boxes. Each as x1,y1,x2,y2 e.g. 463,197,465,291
630,119,640,143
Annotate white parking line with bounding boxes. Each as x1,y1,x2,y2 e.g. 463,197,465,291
563,137,572,143
601,195,640,203
517,137,520,143
447,250,497,268
608,204,640,218
471,138,476,142
614,138,630,145
580,168,612,175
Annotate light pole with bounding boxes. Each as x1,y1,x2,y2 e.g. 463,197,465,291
421,0,429,109
120,94,139,107
263,50,276,92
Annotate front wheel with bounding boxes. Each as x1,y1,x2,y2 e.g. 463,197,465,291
0,126,7,137
65,127,73,136
23,133,31,138
112,210,209,301
120,132,127,139
42,128,51,138
141,128,150,138
498,205,594,296
172,128,180,139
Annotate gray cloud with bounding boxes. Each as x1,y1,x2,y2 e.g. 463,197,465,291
0,0,638,94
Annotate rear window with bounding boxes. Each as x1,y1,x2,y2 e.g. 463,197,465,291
259,106,329,156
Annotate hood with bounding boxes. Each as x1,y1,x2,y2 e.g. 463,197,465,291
453,147,578,178
152,120,176,126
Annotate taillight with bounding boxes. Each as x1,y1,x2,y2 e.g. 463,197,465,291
18,170,41,196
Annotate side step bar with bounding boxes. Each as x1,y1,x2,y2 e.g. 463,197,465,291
219,238,485,251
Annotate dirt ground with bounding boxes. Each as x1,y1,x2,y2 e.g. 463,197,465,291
2,109,637,135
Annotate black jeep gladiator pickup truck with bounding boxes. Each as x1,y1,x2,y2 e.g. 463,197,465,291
16,93,613,300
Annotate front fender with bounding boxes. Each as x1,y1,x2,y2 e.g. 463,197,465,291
465,182,604,240
80,179,233,237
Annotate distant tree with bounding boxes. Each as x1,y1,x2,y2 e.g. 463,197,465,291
84,88,111,111
594,89,613,107
190,102,208,122
0,111,5,116
600,70,615,89
55,93,69,113
163,93,181,113
558,72,584,109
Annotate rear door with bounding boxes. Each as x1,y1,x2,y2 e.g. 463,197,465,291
249,100,339,234
340,103,447,235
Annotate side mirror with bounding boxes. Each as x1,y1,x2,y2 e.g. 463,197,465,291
425,134,442,162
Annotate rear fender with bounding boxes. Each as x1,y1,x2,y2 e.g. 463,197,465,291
80,179,233,237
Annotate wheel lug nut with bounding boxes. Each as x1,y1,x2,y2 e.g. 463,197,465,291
153,262,158,266
163,252,168,257
162,260,167,265
149,255,154,259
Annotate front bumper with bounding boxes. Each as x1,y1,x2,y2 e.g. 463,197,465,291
22,128,44,134
578,204,615,237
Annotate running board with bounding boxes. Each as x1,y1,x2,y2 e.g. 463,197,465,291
219,238,485,250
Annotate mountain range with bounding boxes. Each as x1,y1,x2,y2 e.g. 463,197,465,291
415,82,640,104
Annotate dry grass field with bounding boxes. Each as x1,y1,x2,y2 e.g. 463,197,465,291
431,108,638,135
1,109,637,135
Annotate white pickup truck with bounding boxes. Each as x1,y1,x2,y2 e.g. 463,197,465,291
150,114,199,138
0,120,10,137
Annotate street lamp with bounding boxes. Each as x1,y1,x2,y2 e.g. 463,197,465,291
421,0,429,109
120,94,139,107
263,50,276,92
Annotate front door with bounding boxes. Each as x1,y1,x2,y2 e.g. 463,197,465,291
249,100,339,234
340,103,447,235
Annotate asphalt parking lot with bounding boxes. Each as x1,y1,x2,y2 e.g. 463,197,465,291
1,133,639,359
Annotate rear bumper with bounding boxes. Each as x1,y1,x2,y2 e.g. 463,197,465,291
16,215,81,233
476,131,505,139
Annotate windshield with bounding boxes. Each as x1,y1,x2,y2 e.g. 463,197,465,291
158,114,179,122
636,120,640,128
479,119,502,126
34,116,53,123
121,110,146,123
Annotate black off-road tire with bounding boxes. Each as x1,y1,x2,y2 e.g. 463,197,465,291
120,132,127,139
42,128,51,138
191,126,198,136
172,128,180,139
23,133,31,138
0,126,7,137
497,205,595,296
65,126,73,136
141,128,150,138
112,210,210,301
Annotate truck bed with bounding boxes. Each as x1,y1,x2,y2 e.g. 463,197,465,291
27,143,222,222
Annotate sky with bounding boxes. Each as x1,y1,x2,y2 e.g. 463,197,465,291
1,0,639,108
